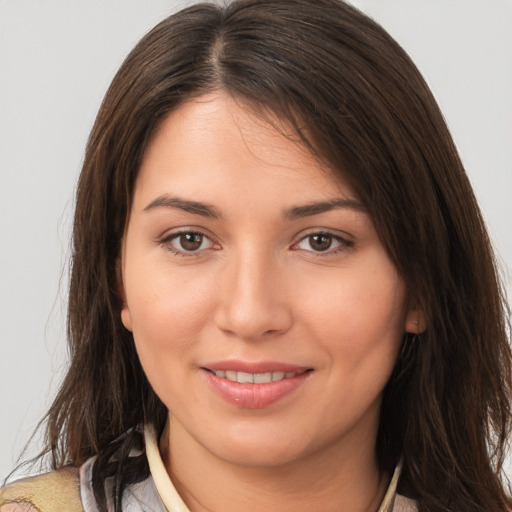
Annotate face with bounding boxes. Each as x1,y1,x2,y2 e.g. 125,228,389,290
120,92,418,468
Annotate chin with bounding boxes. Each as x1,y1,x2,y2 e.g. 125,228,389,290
200,424,318,468
215,442,306,468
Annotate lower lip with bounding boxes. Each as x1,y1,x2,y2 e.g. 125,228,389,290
203,370,311,409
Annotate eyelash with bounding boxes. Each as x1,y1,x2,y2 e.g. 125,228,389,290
157,229,354,258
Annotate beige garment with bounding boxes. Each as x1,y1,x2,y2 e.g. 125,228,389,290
0,467,83,512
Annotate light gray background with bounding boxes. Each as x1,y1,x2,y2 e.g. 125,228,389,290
1,0,511,481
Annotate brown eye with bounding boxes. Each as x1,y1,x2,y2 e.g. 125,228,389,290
295,232,349,254
308,233,333,251
179,232,204,251
166,231,214,254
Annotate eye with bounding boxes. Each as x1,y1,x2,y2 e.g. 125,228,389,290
164,231,215,254
295,232,352,254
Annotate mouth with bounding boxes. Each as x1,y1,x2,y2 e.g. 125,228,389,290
201,363,313,408
204,368,310,384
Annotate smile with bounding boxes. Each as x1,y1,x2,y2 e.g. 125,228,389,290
202,365,312,408
209,370,306,383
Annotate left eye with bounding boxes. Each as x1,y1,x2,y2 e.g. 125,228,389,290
168,232,214,253
296,233,344,252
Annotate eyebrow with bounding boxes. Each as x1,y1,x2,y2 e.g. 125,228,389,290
283,198,366,219
143,195,222,219
143,194,366,220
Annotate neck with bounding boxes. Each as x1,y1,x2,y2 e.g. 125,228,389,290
159,417,390,512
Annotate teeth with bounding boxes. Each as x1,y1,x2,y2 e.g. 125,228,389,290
212,370,298,383
237,371,254,383
225,370,237,381
254,372,272,384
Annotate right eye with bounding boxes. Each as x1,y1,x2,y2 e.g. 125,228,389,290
163,231,215,255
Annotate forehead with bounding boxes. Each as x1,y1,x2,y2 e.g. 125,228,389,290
134,92,357,212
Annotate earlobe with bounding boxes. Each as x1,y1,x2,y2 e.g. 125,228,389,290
405,305,427,334
121,306,133,332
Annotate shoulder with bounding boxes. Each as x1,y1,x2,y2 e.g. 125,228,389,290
0,467,83,512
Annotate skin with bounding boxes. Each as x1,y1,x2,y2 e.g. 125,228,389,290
120,92,421,512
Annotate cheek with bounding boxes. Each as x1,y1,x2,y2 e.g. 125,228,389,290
124,264,220,412
294,260,407,436
124,260,217,369
299,256,407,366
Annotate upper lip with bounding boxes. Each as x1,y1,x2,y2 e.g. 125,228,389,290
201,360,311,374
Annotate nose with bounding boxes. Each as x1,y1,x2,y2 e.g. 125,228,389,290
213,249,293,341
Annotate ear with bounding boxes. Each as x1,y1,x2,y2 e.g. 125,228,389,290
405,303,427,334
116,258,133,332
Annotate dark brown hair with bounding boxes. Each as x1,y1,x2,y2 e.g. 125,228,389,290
40,0,511,510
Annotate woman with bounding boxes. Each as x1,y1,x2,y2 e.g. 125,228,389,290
1,0,511,511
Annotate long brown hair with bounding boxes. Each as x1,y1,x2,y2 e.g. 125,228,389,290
41,0,511,510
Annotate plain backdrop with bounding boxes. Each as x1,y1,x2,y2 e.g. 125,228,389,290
1,0,511,481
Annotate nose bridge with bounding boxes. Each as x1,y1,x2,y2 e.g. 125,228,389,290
214,244,291,340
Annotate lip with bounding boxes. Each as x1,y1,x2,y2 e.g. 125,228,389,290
201,360,312,409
